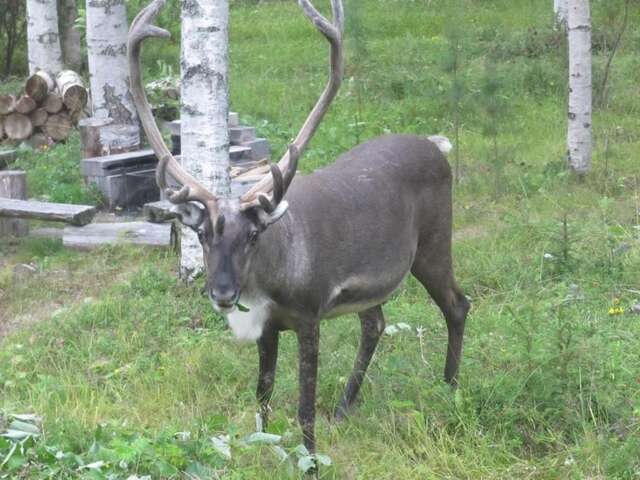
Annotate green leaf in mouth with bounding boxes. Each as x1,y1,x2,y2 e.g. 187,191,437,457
237,303,251,312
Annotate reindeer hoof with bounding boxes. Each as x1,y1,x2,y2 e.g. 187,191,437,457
333,404,350,422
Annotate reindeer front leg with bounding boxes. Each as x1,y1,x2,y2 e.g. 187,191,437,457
296,321,320,454
256,324,279,430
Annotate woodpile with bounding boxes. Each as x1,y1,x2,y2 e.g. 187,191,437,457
0,70,88,146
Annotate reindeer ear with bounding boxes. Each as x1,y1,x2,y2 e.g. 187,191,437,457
171,202,206,229
256,200,289,227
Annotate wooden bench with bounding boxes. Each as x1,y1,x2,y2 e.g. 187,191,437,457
0,198,97,226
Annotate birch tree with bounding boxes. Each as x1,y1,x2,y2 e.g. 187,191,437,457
26,0,64,74
567,0,592,174
86,0,138,129
180,0,231,279
554,0,569,27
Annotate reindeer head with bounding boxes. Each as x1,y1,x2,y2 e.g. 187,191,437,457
169,149,297,311
128,0,343,311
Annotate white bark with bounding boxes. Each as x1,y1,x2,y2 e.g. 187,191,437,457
554,0,569,26
567,0,592,174
180,0,231,280
85,0,139,130
26,0,64,75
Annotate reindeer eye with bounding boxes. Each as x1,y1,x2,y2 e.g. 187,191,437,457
197,229,205,242
248,231,258,245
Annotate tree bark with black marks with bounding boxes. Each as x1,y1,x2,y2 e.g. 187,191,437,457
26,0,64,75
180,0,231,280
85,0,139,131
567,0,592,174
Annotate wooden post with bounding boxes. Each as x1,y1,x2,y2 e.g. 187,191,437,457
0,171,29,237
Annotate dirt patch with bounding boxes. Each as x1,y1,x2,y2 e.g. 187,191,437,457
0,254,140,342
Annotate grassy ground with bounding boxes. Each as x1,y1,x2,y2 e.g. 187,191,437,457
2,0,640,478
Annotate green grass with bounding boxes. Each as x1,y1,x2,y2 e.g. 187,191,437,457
2,0,640,478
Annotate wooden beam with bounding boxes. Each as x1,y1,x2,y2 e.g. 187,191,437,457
63,222,175,249
0,198,96,226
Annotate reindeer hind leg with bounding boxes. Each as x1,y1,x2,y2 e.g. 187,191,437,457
335,305,385,421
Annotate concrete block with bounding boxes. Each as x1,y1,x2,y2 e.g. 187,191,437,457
229,126,256,145
245,138,271,161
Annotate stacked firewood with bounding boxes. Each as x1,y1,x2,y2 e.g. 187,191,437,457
0,70,88,147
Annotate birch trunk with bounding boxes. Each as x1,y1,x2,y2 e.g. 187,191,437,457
554,0,569,26
180,0,231,280
567,0,592,174
61,0,83,70
26,0,64,74
85,0,139,129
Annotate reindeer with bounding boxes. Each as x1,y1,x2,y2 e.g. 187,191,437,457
128,0,470,456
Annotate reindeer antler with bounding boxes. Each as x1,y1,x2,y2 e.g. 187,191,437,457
128,0,218,208
239,0,344,210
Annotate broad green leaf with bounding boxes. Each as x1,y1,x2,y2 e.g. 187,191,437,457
245,432,282,445
315,453,332,466
211,435,231,460
297,455,315,473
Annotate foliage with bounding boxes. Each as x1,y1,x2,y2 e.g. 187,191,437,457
0,0,26,77
11,134,102,206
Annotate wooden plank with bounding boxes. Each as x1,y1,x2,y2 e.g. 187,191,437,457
63,222,175,249
0,198,96,226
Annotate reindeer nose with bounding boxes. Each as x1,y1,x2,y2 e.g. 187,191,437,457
210,288,238,308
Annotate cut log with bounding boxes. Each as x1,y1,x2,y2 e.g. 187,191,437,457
4,113,33,140
0,198,96,225
30,107,48,127
0,171,29,237
43,93,64,113
25,70,56,103
63,222,175,249
15,95,37,114
0,95,16,115
56,70,88,112
69,108,87,126
44,112,72,141
0,117,4,139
